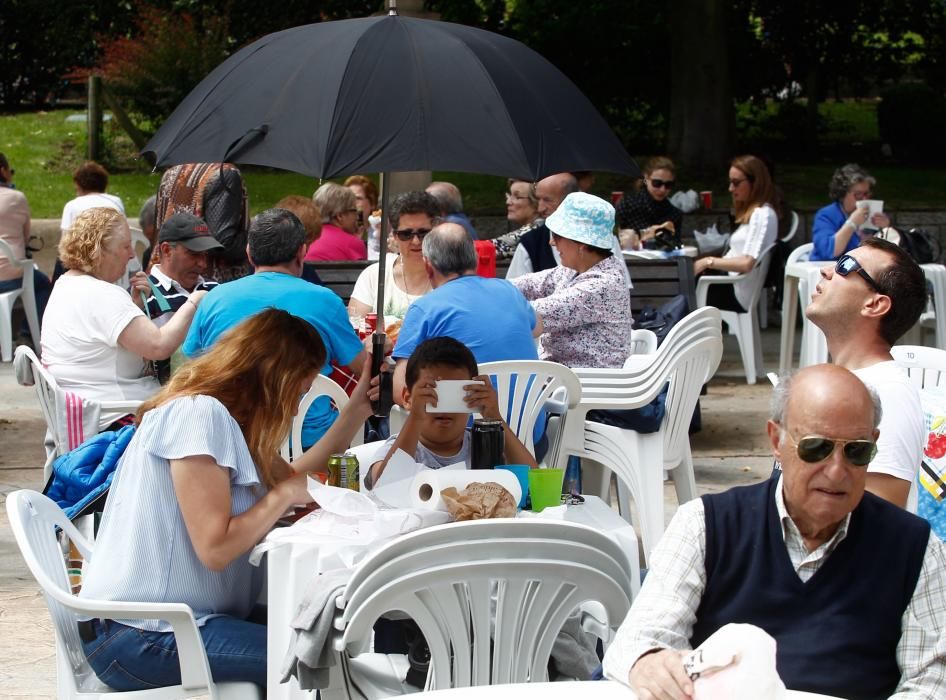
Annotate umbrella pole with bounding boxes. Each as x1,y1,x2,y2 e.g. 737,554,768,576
371,172,392,416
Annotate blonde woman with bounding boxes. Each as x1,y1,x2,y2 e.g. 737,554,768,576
77,309,376,691
41,207,205,423
694,155,778,312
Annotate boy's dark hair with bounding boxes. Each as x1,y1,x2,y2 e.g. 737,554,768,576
73,161,109,193
405,337,478,388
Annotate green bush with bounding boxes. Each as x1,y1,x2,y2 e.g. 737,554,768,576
877,82,946,160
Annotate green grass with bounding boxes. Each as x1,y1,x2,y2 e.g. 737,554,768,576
2,107,944,218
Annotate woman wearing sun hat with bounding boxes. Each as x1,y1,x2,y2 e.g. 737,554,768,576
511,192,632,368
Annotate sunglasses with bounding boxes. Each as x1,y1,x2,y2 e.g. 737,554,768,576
835,254,883,293
728,177,751,188
394,228,431,241
648,177,674,190
784,432,876,467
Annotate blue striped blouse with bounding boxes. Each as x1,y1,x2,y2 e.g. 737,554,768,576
79,395,264,631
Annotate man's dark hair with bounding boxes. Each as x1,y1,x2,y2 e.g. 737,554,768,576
389,191,441,229
860,237,928,345
405,336,479,389
73,161,109,193
247,208,306,266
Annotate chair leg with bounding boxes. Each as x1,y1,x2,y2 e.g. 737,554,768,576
734,313,757,384
0,295,15,362
581,459,610,502
759,288,769,329
669,448,698,505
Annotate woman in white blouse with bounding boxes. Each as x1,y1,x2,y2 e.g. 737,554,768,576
693,155,779,312
347,191,441,321
77,309,376,691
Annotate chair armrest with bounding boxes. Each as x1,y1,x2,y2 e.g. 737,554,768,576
58,595,216,693
97,400,143,414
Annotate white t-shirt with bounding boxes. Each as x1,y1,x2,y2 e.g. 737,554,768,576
854,361,924,485
41,274,160,421
60,193,125,232
724,204,778,309
350,256,428,319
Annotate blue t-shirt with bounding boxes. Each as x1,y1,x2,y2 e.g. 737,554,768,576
393,275,538,363
182,272,363,446
811,201,854,261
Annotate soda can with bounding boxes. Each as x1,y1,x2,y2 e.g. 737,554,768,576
470,419,504,470
610,191,624,207
700,190,713,210
327,452,360,490
365,313,378,334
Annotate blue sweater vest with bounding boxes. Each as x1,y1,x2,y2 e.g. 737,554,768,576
692,479,929,700
519,224,558,273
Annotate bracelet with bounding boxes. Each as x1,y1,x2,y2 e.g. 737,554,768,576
707,257,714,269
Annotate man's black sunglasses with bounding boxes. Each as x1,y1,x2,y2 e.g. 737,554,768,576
393,228,431,242
836,254,883,294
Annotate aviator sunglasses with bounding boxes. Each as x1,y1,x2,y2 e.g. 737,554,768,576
784,432,877,467
835,254,883,293
393,228,432,242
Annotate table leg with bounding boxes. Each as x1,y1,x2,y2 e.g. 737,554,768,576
780,276,799,374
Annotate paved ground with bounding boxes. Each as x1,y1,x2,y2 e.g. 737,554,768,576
0,324,786,697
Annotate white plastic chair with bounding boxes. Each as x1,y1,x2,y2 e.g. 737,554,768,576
6,489,261,700
477,360,582,468
14,345,142,483
0,238,41,362
629,328,658,356
324,519,633,698
891,345,946,390
280,374,361,462
555,307,723,562
759,211,801,329
781,210,800,244
903,264,946,350
129,227,151,262
696,245,774,384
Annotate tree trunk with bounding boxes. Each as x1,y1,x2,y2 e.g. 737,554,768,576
667,0,734,178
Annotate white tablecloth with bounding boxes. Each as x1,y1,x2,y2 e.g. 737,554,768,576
257,495,641,699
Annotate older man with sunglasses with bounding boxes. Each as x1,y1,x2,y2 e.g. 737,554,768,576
604,364,946,700
804,237,928,508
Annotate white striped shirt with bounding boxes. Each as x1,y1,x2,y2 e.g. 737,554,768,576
79,395,265,631
602,478,946,697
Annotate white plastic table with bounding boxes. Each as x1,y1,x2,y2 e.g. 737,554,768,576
779,260,827,374
408,680,843,699
259,495,640,700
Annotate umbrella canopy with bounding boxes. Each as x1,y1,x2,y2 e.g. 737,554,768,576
142,14,638,181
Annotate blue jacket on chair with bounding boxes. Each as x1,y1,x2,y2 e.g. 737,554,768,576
44,425,135,520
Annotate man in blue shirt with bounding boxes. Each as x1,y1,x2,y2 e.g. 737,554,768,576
392,222,539,401
183,208,365,447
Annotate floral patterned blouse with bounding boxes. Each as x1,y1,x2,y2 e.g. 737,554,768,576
511,254,632,368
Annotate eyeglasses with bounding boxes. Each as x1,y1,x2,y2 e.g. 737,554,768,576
506,193,530,201
850,188,872,201
835,254,883,294
394,228,431,241
784,432,877,467
648,177,675,190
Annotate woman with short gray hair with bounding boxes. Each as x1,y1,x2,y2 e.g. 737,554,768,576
304,182,367,261
812,163,891,261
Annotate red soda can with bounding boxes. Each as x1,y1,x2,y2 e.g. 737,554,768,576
365,313,378,334
610,191,624,207
700,191,713,209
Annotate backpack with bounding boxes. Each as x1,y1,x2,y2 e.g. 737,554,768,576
876,227,941,264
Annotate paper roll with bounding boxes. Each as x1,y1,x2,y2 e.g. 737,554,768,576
410,469,522,512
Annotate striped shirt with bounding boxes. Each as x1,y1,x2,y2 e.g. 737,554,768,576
145,264,218,327
602,477,946,696
78,395,265,631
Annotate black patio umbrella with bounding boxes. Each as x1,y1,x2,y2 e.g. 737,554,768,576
142,9,638,412
142,13,638,180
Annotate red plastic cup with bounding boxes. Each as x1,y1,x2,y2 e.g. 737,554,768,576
700,191,713,209
610,191,624,207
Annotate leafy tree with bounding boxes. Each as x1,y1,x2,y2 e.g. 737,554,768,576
0,0,135,109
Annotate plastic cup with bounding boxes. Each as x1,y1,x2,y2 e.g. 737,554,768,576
496,464,531,509
700,190,713,209
528,468,565,512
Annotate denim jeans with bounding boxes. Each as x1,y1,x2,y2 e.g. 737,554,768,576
80,616,266,691
0,267,53,333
